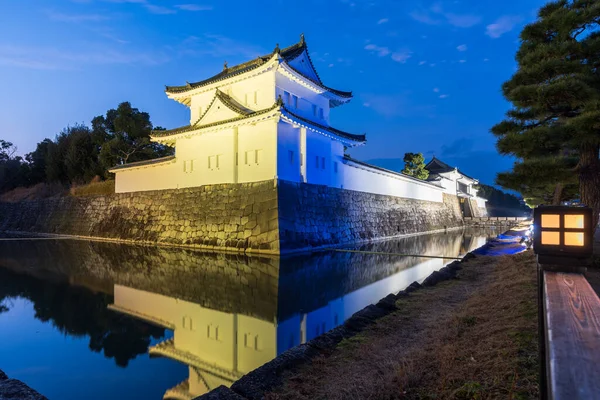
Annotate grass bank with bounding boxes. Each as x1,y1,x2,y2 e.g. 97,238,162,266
267,251,539,400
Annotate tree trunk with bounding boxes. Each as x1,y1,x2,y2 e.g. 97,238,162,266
578,144,600,229
552,183,564,205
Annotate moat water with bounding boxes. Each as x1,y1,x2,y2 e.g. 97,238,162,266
0,228,499,400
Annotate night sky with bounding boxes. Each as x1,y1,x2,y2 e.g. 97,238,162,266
1,0,548,186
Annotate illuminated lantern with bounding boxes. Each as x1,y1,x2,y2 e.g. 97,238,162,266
533,205,594,265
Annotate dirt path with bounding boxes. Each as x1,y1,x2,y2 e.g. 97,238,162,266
265,252,539,400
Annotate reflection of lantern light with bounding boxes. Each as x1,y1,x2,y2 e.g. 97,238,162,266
533,206,593,264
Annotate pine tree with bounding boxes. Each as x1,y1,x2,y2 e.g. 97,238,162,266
492,0,600,225
402,152,429,180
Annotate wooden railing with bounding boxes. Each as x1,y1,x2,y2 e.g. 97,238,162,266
539,267,600,399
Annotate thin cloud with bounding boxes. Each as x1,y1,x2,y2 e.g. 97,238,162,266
377,18,389,24
364,44,390,57
456,44,467,52
175,4,213,11
176,34,264,60
419,61,427,65
46,10,109,22
391,51,412,63
483,58,489,62
445,13,481,28
144,4,176,14
486,15,522,38
409,11,440,25
0,44,169,70
459,59,466,63
433,88,440,93
439,94,449,99
410,4,481,28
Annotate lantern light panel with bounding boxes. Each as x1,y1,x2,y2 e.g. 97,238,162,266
533,205,593,263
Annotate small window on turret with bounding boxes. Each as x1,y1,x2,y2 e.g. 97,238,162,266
284,91,291,105
312,104,317,116
292,95,298,109
319,107,324,119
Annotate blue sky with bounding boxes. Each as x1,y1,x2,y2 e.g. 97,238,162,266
0,0,547,186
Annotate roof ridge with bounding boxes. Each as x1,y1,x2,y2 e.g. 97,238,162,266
152,102,281,138
215,90,253,116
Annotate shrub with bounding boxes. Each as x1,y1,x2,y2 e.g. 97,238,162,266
70,179,115,197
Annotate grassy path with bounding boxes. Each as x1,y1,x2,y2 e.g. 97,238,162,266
266,252,539,400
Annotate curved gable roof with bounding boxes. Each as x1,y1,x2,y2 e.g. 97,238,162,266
165,36,352,99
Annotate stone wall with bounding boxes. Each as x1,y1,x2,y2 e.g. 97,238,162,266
0,180,467,254
0,180,279,254
469,199,488,218
278,181,464,253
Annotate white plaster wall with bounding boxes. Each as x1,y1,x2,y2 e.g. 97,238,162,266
338,161,445,202
114,162,177,193
276,122,302,182
304,128,333,186
176,130,235,186
237,120,278,183
189,71,277,124
275,72,330,124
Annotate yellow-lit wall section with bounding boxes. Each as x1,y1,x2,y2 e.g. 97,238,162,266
564,232,585,247
541,231,560,245
541,214,561,228
564,214,585,229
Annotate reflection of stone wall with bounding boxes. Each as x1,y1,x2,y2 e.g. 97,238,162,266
0,240,279,322
278,181,464,252
0,180,279,254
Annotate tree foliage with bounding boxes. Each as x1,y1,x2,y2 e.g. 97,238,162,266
402,152,430,180
475,183,532,216
0,102,173,193
492,0,600,224
95,102,172,174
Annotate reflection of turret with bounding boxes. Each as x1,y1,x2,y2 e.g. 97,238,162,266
109,285,276,399
0,228,497,399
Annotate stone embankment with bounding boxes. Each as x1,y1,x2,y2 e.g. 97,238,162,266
0,180,280,254
0,179,468,254
278,181,464,252
0,370,47,400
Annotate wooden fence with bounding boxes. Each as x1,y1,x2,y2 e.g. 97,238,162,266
539,267,600,399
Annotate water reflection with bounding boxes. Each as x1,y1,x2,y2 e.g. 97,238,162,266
0,267,165,367
0,228,496,400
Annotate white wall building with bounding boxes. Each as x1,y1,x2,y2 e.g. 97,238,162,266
110,35,486,210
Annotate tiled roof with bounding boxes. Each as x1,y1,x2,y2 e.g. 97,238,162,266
281,106,365,143
151,99,365,143
151,102,280,138
425,156,476,181
165,36,351,98
108,155,175,171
